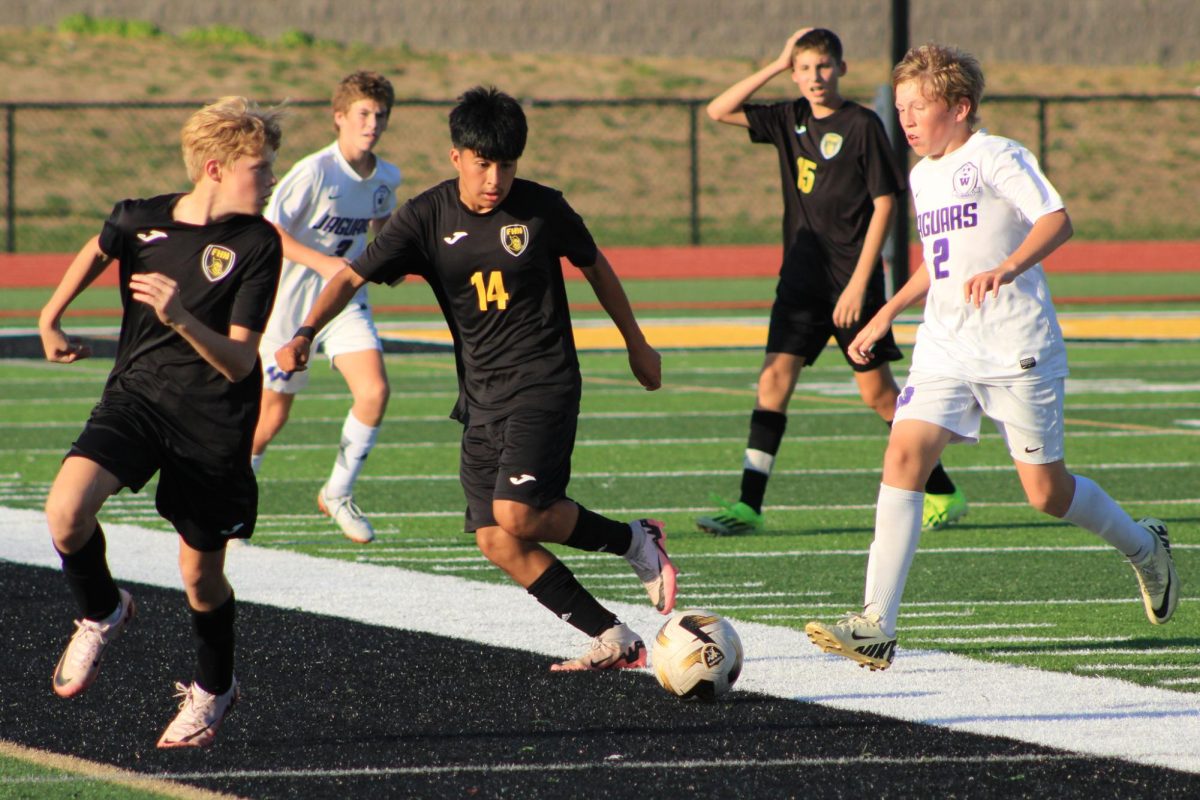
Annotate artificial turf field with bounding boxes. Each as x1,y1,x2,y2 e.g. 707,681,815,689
1,325,1199,797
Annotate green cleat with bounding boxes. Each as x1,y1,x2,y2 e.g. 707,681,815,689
922,487,968,531
696,498,763,536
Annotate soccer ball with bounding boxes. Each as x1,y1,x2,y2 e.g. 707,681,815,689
651,609,743,701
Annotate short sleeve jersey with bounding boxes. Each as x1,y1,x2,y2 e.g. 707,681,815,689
353,178,598,425
262,143,402,342
744,99,905,301
908,131,1068,384
97,193,282,454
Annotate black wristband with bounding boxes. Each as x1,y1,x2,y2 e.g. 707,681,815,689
294,325,316,341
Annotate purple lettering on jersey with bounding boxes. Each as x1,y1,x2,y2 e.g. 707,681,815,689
915,202,978,239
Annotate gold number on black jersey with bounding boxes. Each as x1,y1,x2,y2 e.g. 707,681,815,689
795,156,817,194
469,270,510,311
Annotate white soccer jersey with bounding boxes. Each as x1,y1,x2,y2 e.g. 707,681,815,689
908,131,1068,384
261,142,402,345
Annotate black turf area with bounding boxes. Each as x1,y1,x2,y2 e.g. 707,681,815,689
3,560,1198,799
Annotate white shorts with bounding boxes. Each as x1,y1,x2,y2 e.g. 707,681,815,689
259,299,382,395
892,373,1065,464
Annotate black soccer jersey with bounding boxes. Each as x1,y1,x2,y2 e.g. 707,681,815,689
97,193,282,457
353,178,598,425
745,99,905,302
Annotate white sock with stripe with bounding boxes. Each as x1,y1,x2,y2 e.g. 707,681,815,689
325,412,379,498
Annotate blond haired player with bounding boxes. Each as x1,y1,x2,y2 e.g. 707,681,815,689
805,44,1178,671
253,71,401,543
40,97,283,746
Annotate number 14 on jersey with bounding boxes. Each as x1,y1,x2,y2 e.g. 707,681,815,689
470,270,510,311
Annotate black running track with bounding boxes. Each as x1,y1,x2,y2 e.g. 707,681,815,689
3,560,1197,799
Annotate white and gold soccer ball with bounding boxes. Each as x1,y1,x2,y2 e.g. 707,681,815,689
651,609,743,701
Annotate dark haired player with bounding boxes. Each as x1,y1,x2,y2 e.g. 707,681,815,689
276,86,677,670
699,27,966,535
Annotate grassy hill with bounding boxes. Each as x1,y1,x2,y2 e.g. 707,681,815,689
2,23,1198,249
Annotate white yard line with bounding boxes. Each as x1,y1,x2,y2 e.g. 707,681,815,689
1,506,1196,774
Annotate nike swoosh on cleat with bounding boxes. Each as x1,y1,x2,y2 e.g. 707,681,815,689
1153,571,1173,619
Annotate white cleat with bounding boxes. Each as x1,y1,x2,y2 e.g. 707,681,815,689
52,588,136,698
157,678,240,749
317,483,375,543
1130,517,1178,625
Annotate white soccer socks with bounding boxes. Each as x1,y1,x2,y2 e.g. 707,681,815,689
862,484,924,637
325,412,380,498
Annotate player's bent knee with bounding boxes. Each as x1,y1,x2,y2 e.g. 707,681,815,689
492,501,546,540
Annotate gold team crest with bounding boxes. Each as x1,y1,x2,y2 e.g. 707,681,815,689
819,132,844,159
201,244,237,282
500,224,529,257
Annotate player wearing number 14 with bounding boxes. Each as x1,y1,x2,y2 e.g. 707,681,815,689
276,87,676,672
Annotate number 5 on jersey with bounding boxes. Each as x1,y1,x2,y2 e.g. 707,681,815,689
470,270,510,311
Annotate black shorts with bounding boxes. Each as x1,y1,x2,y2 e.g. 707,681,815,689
766,292,903,372
460,405,577,532
68,398,257,552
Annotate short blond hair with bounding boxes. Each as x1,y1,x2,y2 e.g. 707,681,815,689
892,44,985,128
332,71,395,115
180,96,283,183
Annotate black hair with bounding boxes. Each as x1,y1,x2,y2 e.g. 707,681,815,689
796,28,844,64
449,86,528,162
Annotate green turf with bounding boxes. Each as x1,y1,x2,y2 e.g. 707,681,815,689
0,752,174,799
2,338,1197,695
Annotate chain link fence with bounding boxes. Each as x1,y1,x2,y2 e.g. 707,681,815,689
4,94,1199,252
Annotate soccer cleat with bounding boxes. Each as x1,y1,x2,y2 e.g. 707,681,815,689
1129,518,1178,625
696,498,763,536
52,588,136,698
804,611,897,671
922,488,968,531
157,679,240,749
550,623,647,671
317,483,375,543
625,518,678,614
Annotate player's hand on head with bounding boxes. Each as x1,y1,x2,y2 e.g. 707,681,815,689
129,272,184,326
778,28,814,67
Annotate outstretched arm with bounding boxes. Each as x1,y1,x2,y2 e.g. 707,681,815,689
273,225,349,280
706,28,812,127
39,236,114,363
579,251,661,390
274,265,367,372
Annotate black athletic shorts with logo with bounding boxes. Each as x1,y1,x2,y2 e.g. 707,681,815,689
67,396,257,552
460,404,578,532
766,291,903,372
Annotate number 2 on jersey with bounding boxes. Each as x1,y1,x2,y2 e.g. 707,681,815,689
470,270,510,311
932,237,950,279
795,157,817,194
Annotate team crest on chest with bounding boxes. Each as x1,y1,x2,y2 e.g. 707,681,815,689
500,224,529,257
819,132,844,159
953,162,981,197
200,244,237,282
373,185,391,215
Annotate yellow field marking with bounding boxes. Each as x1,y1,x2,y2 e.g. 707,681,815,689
0,739,244,799
379,312,1200,355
